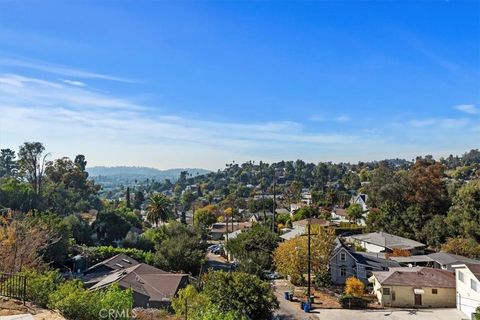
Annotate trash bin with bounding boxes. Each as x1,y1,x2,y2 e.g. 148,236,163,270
284,292,289,300
309,296,314,303
300,301,304,310
303,302,311,313
288,293,294,301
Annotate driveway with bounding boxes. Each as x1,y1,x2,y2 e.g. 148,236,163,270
314,308,467,320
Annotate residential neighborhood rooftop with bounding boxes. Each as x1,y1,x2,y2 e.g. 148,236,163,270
372,267,455,288
347,232,426,250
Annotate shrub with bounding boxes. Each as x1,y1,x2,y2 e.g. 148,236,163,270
48,280,99,320
344,277,365,297
48,281,133,320
80,246,155,265
22,269,63,307
339,295,368,309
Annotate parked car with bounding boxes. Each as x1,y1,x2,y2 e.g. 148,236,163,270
263,270,281,280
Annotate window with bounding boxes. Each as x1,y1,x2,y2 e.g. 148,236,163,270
459,271,464,282
391,291,396,301
340,268,347,277
383,288,390,295
340,253,346,261
432,289,438,294
471,279,478,292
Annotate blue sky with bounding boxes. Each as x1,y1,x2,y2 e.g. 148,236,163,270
0,1,478,170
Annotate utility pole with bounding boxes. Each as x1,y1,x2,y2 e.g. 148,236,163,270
261,161,266,226
225,210,229,263
272,169,276,233
307,211,311,302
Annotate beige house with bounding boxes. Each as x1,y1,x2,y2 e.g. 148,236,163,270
453,263,480,319
369,267,456,308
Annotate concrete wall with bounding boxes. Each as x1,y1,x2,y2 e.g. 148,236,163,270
456,268,480,318
372,279,455,308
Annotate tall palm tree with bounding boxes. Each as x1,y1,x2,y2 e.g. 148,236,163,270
146,193,172,226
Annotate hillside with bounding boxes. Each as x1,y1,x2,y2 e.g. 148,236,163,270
87,166,210,179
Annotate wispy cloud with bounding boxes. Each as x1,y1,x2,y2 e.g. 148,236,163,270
407,117,471,129
454,104,479,115
310,114,351,123
61,79,86,87
0,73,363,161
0,58,136,83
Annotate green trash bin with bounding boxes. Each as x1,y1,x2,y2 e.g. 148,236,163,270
309,296,314,303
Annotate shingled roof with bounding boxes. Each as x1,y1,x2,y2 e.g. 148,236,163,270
84,253,140,275
372,267,455,288
348,232,425,250
89,263,188,302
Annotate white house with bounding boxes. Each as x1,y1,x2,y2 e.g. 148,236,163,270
453,263,480,319
345,232,426,254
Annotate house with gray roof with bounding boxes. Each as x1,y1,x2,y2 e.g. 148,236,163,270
388,252,480,271
81,255,188,308
329,239,400,285
345,232,426,254
370,267,456,308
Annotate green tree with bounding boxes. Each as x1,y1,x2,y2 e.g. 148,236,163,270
225,224,278,277
194,204,218,228
346,204,363,223
146,193,172,226
203,271,278,320
18,142,49,194
133,190,145,210
446,179,480,241
0,148,17,178
154,222,205,274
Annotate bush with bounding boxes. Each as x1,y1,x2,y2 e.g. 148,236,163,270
339,295,368,309
48,281,133,320
79,246,155,265
344,277,365,297
48,280,99,320
22,269,63,307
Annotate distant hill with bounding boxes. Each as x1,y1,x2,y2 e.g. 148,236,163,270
86,166,210,183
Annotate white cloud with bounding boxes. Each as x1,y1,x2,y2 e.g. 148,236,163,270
408,118,436,127
0,57,135,83
61,79,86,87
454,104,479,115
0,73,367,169
310,114,351,123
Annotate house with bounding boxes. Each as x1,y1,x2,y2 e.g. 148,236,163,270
428,253,480,271
275,208,290,215
248,211,274,223
83,254,140,278
345,232,426,254
453,263,480,318
331,206,348,222
88,263,188,308
210,222,252,240
329,239,400,285
350,194,368,212
280,218,336,241
369,267,456,308
390,252,480,271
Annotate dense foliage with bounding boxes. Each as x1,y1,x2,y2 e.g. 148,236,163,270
225,224,278,277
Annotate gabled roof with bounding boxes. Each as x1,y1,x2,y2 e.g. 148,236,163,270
372,267,455,288
89,263,187,302
84,254,140,275
330,239,400,270
465,263,480,281
347,232,425,250
427,252,480,266
293,218,335,228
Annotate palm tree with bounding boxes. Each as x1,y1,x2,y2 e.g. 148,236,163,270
146,193,172,226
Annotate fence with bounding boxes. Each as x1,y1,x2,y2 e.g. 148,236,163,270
0,272,27,303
